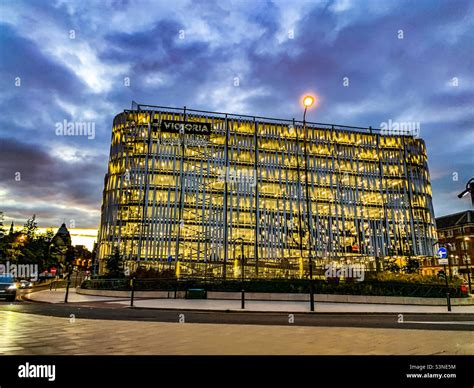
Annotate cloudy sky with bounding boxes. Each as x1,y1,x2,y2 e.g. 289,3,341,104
0,0,473,231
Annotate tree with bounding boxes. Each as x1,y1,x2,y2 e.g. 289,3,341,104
384,258,400,273
22,215,38,240
403,258,420,274
0,211,5,239
133,266,176,279
0,216,74,274
65,245,75,272
34,230,56,270
3,232,24,263
10,226,58,269
105,248,124,278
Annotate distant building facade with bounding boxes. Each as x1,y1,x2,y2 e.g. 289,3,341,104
421,210,473,280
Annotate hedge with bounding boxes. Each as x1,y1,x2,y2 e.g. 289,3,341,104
81,277,468,298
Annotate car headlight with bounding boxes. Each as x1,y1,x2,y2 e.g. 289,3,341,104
8,284,18,290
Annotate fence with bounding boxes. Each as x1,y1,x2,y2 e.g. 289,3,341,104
80,277,467,298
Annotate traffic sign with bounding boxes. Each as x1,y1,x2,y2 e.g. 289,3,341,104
436,247,448,265
167,255,173,263
437,247,448,259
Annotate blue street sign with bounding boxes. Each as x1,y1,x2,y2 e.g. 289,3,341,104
167,255,173,263
437,247,448,259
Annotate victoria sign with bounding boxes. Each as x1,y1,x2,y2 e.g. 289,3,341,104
160,120,211,135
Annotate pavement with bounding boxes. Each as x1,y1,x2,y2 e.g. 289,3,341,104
23,288,474,314
0,310,473,355
1,288,473,355
22,288,128,304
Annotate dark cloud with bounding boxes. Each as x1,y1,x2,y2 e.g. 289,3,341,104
0,138,105,227
0,0,473,229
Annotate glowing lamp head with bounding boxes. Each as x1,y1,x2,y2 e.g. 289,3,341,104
303,95,315,108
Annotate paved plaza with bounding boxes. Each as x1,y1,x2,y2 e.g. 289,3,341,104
0,310,473,355
24,289,474,314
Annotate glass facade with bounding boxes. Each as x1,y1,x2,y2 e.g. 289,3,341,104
97,105,437,278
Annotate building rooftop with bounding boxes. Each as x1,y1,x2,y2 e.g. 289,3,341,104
125,102,421,138
51,223,72,246
436,210,473,229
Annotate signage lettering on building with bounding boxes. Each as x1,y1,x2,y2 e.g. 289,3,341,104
160,120,211,135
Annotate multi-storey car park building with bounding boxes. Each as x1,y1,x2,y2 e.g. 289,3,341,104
97,103,437,278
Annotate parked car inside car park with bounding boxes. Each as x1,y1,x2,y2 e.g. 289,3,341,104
0,275,18,302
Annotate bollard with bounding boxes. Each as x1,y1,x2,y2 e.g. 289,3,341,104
446,292,451,312
241,289,245,309
309,280,315,312
130,277,135,307
64,273,71,303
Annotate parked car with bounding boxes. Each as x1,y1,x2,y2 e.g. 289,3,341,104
19,280,33,289
0,275,18,302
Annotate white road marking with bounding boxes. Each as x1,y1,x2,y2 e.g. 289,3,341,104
402,321,474,325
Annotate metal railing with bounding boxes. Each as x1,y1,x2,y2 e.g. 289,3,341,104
80,277,467,298
127,102,384,135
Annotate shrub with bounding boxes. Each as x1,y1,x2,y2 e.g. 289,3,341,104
81,276,468,298
132,267,176,279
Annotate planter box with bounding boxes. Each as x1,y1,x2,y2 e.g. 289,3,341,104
186,288,207,299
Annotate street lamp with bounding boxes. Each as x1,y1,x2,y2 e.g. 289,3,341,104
457,178,474,205
463,237,472,293
231,236,246,308
303,96,315,109
302,94,315,311
432,240,452,311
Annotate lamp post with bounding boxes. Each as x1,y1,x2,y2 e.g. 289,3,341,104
302,95,315,312
432,241,452,311
446,242,453,280
231,237,245,308
457,178,474,205
463,237,472,293
240,240,245,283
239,238,245,309
64,264,72,303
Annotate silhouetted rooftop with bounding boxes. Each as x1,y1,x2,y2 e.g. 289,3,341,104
436,210,473,229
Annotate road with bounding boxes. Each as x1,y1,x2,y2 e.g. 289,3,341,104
0,287,472,331
0,287,472,355
0,307,473,355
